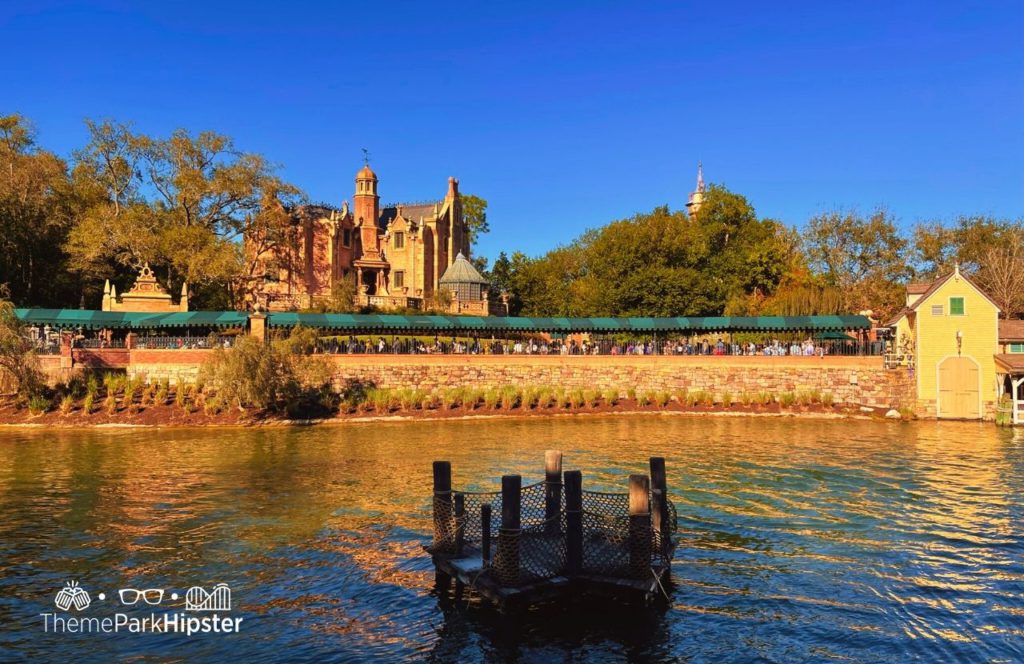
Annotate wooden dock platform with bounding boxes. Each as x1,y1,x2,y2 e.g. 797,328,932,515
426,452,677,610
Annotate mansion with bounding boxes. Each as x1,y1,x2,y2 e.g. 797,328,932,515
248,164,499,314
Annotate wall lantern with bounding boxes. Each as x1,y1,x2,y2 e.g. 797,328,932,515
956,330,963,356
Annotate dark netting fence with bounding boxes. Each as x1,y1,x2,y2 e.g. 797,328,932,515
432,479,678,586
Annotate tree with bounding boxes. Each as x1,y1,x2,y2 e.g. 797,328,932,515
0,114,80,306
461,194,489,246
0,289,43,398
804,209,910,321
973,227,1024,318
66,120,304,308
913,216,1019,278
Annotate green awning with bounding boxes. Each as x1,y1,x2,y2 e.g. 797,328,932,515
814,331,858,341
14,309,248,330
265,313,872,333
15,309,872,334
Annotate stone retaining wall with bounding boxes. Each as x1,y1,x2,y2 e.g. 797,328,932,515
327,355,916,409
43,350,916,411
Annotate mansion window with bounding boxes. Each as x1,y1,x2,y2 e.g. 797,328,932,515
949,296,965,316
393,270,405,289
394,232,405,249
1010,343,1024,353
342,229,351,247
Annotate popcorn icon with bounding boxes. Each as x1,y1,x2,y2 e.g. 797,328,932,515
54,580,91,611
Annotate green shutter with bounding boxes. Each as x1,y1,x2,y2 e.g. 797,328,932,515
949,297,965,316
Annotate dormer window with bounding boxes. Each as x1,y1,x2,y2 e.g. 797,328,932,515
394,232,405,249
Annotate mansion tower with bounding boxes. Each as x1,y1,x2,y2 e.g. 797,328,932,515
249,164,490,313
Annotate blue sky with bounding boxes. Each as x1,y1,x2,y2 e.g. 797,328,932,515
3,1,1022,263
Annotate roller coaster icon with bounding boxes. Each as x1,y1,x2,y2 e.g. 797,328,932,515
184,583,231,611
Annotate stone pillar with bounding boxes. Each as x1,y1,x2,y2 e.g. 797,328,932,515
249,312,268,343
125,332,136,350
59,332,73,370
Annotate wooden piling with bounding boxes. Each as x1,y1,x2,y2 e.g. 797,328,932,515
453,493,465,556
628,474,651,578
565,470,583,575
481,503,492,567
544,450,563,534
649,457,670,558
493,474,522,586
432,461,453,552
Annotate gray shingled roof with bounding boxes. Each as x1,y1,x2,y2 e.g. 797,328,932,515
439,253,489,285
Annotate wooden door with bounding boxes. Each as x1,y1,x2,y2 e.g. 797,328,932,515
938,357,981,419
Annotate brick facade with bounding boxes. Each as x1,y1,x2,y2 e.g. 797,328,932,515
248,165,470,312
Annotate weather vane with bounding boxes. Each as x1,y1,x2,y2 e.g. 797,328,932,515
362,148,370,165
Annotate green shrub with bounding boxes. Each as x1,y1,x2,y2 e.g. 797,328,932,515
796,391,812,407
421,392,439,410
721,391,733,408
779,392,796,407
739,391,753,406
569,389,585,409
204,394,224,416
639,390,655,406
584,389,601,408
500,387,521,410
521,387,539,410
104,394,117,415
655,390,671,407
758,390,773,405
369,388,393,413
198,332,333,413
82,393,94,415
626,387,637,402
441,387,461,410
538,387,554,408
59,394,75,415
398,388,418,411
27,395,51,415
483,388,500,409
808,389,822,404
821,392,834,407
602,388,619,406
673,388,688,404
86,374,99,397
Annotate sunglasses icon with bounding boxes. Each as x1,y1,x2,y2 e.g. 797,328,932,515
119,588,164,605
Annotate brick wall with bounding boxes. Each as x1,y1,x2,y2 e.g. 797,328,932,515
126,349,213,384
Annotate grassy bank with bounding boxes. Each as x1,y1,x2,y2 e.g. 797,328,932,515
0,377,914,427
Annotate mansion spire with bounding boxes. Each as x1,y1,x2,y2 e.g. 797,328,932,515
686,162,706,218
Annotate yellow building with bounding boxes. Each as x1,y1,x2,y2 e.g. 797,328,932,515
996,320,1024,425
888,265,1001,420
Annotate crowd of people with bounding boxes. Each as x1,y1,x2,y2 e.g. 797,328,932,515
313,336,877,357
26,327,876,357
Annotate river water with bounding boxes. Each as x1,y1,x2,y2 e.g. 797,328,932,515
0,416,1022,662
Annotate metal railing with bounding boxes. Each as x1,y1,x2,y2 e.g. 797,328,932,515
76,339,126,349
311,337,885,357
133,336,234,350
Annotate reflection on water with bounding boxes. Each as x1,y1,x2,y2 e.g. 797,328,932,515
0,417,1022,662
